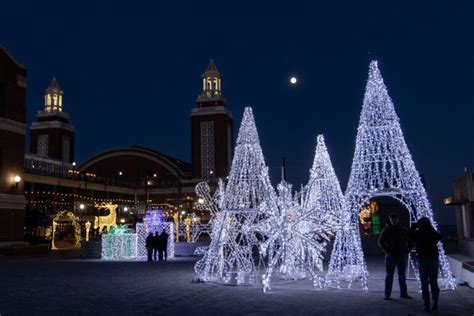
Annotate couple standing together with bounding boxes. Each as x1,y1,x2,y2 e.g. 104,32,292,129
146,231,169,262
378,213,442,312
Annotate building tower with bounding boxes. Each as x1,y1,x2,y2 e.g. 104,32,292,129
191,59,233,179
30,78,74,163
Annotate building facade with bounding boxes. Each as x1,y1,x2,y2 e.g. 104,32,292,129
19,58,232,240
445,168,474,257
191,59,233,179
0,49,232,245
0,46,27,244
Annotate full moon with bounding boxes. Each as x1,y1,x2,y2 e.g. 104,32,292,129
290,76,297,84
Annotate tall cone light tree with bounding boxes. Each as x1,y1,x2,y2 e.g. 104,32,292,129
345,60,455,289
194,107,277,285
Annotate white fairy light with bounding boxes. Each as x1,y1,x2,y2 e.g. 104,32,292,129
260,178,329,292
303,135,345,233
101,210,175,260
343,60,455,289
195,107,277,285
101,227,137,260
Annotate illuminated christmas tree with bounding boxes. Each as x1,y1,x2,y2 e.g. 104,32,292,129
345,60,455,289
194,107,277,285
303,135,345,233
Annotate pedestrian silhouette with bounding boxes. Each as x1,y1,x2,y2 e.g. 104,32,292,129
153,232,160,261
145,232,154,262
409,217,441,312
158,230,169,261
378,213,413,300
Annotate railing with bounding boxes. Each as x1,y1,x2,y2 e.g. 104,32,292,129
24,154,72,178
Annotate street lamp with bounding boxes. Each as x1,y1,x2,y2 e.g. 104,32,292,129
12,175,21,189
13,175,21,184
124,206,128,212
79,203,85,210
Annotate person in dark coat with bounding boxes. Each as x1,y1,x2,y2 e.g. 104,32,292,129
153,232,160,262
158,230,169,261
378,213,412,300
409,217,442,312
145,233,154,262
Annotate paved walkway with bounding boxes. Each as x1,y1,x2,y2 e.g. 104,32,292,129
0,255,472,315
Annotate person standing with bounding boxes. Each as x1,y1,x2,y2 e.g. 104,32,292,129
145,233,153,262
158,230,169,261
409,217,442,312
153,232,160,262
378,213,412,300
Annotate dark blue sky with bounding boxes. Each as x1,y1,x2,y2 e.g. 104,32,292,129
2,1,473,223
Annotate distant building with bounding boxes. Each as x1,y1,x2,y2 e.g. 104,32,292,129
19,58,231,242
445,168,474,257
191,59,233,179
30,78,74,163
0,46,27,244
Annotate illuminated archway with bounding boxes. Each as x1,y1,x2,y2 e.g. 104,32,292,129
51,211,81,249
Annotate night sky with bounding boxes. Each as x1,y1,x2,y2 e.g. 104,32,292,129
2,1,473,223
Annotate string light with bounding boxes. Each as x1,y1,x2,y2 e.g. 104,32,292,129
195,107,277,285
342,60,455,290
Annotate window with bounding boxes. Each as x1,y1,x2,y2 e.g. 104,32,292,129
200,121,214,177
359,201,381,237
62,136,70,162
37,135,49,157
0,82,6,115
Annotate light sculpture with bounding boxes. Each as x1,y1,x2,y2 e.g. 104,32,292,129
260,178,330,292
341,60,455,289
195,107,277,285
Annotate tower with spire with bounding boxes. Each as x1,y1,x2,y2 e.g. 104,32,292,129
30,78,75,163
191,59,233,179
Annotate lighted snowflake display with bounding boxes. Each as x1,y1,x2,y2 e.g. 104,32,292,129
342,60,455,289
195,107,277,285
260,179,329,292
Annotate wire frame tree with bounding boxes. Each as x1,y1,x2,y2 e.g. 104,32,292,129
345,60,455,289
194,107,277,285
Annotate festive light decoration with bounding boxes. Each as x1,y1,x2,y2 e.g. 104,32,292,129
325,209,368,289
136,209,175,260
173,212,179,242
102,232,137,260
195,107,277,285
85,221,91,242
185,217,191,242
93,203,118,232
302,135,345,234
101,210,175,260
190,223,212,243
343,60,455,289
259,135,343,292
51,210,81,249
260,177,329,292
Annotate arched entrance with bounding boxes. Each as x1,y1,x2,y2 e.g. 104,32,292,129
51,211,81,249
357,196,411,255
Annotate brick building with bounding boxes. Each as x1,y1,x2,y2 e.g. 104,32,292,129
0,46,28,244
19,58,232,240
191,59,233,179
